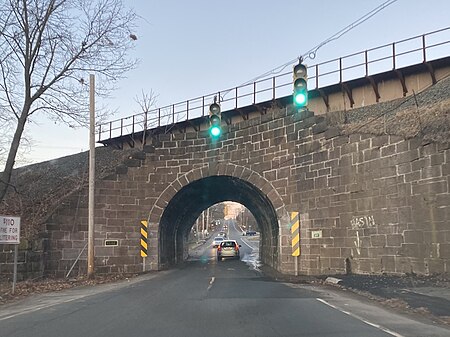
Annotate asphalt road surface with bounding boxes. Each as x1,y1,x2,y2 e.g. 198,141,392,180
0,220,448,337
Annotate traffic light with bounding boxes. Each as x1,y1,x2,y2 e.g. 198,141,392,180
209,102,221,138
293,62,308,109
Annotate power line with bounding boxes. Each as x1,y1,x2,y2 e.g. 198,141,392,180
223,0,398,99
302,0,398,62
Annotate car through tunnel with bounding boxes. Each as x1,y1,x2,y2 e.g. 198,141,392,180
158,176,279,269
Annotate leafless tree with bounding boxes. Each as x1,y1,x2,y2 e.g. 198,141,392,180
0,0,138,202
134,89,158,148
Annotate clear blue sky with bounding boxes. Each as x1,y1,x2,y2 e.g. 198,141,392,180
25,0,450,164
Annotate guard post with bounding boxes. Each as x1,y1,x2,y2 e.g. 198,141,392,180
290,212,300,276
140,220,148,271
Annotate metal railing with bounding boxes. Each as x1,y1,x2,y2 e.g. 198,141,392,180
97,27,450,142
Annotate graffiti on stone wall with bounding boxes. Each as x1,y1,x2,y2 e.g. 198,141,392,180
350,215,375,229
353,231,361,255
351,215,376,256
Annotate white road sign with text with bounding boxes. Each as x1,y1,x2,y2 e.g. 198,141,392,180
0,215,21,244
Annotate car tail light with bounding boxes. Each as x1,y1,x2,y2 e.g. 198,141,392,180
235,245,239,252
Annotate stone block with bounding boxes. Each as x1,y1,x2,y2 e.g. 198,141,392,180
409,259,427,275
370,235,386,247
421,166,442,179
381,255,396,272
439,244,450,258
330,257,345,269
386,234,403,247
396,141,409,153
442,163,450,176
381,145,396,157
396,150,419,164
320,247,340,258
425,258,445,274
412,181,447,195
372,135,389,148
355,258,371,273
403,230,424,243
325,127,340,139
400,243,427,258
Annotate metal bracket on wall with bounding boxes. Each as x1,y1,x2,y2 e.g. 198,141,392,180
236,108,249,121
394,69,408,97
126,137,135,149
424,62,437,85
318,89,330,111
366,76,381,102
341,83,354,108
188,120,200,132
222,114,232,126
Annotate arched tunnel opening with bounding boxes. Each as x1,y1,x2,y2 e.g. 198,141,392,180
158,176,279,270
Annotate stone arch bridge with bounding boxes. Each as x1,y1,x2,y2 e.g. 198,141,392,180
1,45,450,280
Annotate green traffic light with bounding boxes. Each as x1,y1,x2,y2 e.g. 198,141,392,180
210,125,221,137
294,92,307,106
293,62,308,109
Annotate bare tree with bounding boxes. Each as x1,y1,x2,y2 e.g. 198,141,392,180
134,89,158,148
0,0,138,202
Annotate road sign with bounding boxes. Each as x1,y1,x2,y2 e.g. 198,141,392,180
0,215,21,244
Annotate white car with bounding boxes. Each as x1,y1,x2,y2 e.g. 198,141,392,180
212,236,224,248
217,240,241,261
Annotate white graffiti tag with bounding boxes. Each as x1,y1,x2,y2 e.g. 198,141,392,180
350,215,375,229
354,231,361,255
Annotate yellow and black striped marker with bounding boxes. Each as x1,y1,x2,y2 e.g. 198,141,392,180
140,220,148,257
291,212,300,257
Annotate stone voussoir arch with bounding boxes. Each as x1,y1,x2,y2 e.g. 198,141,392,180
147,162,289,226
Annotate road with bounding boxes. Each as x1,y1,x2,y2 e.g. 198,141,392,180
0,220,448,337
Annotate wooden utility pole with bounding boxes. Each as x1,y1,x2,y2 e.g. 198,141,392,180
88,74,95,278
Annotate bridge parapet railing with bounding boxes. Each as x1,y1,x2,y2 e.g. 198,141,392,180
97,27,450,142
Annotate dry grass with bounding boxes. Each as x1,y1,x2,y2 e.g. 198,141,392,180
340,98,450,143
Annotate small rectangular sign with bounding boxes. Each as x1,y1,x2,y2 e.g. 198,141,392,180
311,230,322,239
105,240,119,246
0,215,21,244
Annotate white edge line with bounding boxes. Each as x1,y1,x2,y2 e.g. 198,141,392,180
0,297,80,321
0,272,166,321
316,298,404,337
240,237,254,249
233,222,256,250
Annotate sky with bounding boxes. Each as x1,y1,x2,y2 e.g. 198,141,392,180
21,0,450,165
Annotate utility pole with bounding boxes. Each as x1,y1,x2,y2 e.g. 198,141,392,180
87,74,95,278
201,211,205,239
206,208,210,235
195,218,199,243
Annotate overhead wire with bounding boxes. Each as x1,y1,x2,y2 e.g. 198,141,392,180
221,0,398,100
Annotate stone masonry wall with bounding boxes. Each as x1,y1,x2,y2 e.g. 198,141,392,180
39,103,450,278
293,125,450,275
0,239,45,281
